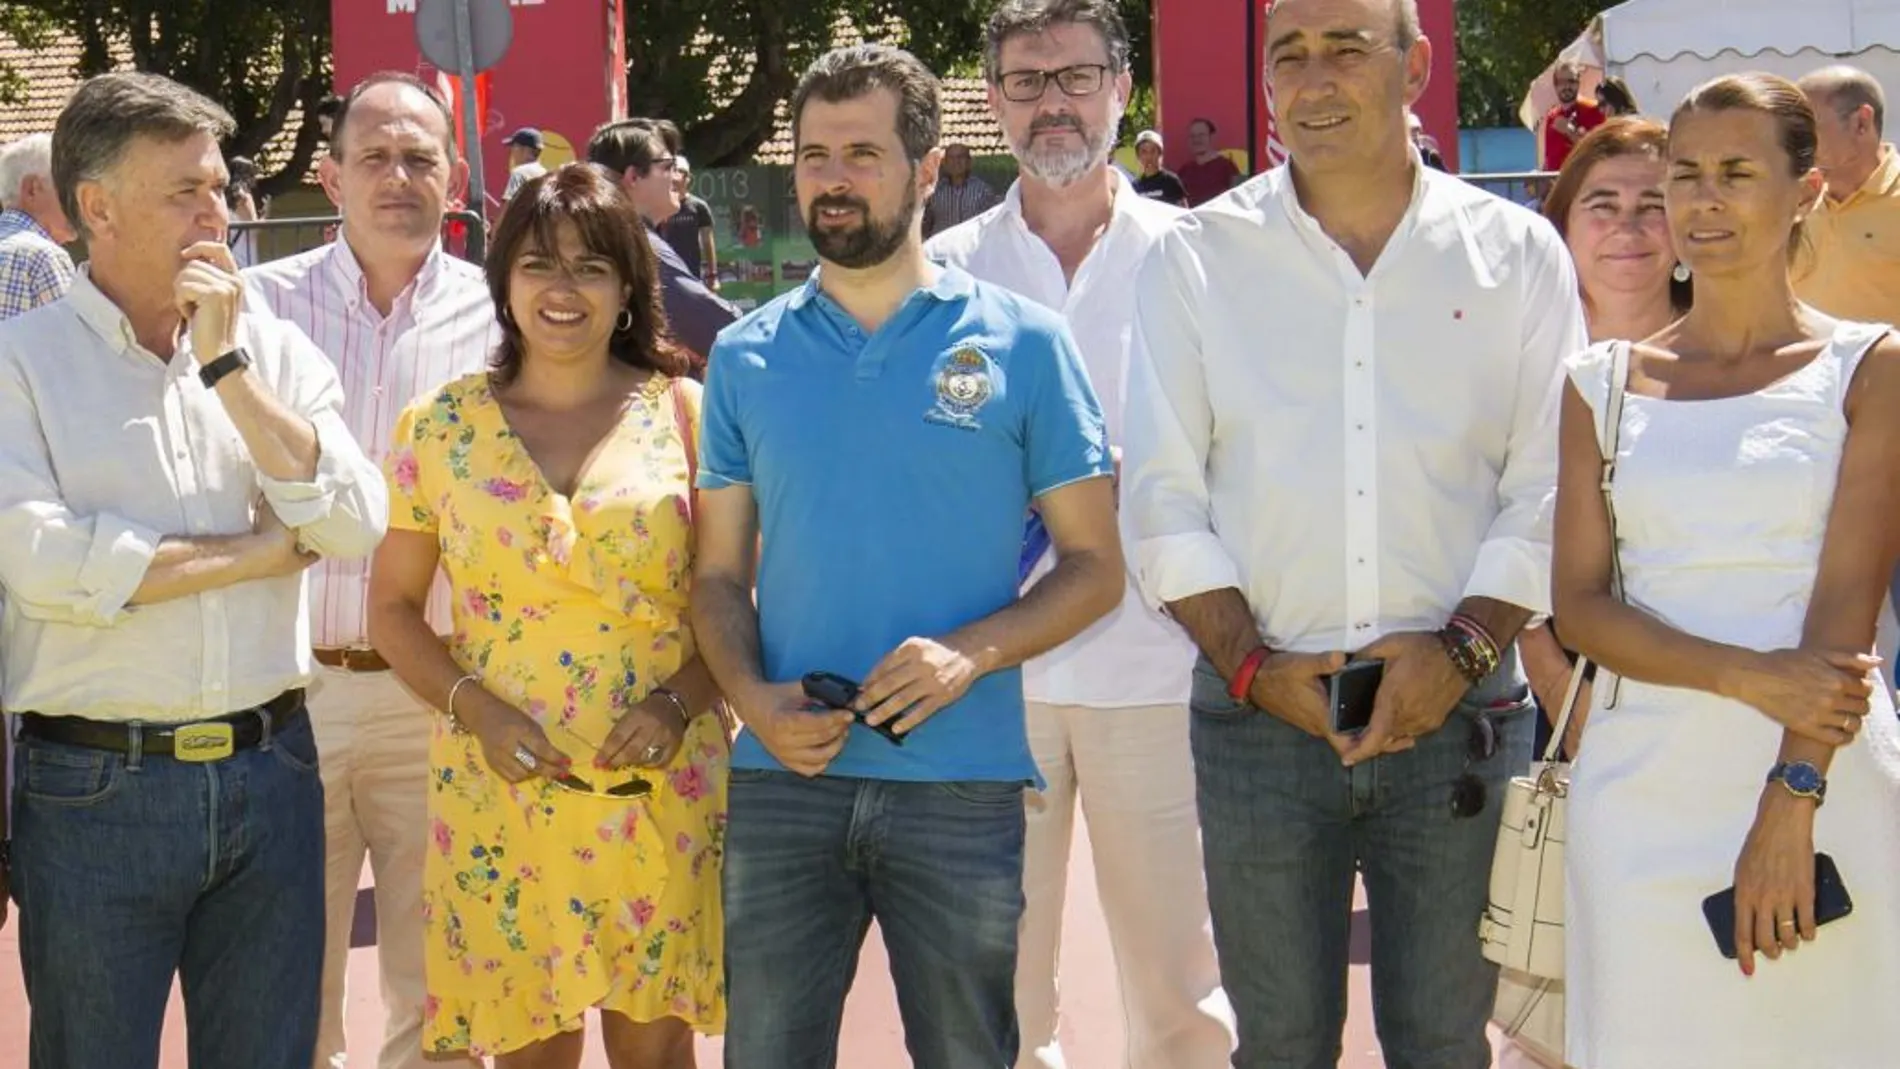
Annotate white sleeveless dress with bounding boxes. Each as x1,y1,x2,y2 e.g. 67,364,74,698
1564,322,1900,1068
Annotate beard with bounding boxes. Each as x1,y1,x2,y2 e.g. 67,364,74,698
804,181,917,270
1012,104,1123,188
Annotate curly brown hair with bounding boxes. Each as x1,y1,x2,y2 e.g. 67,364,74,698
485,162,690,385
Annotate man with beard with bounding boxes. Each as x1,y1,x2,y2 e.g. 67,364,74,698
925,3,1231,1067
1540,59,1605,172
693,42,1126,1068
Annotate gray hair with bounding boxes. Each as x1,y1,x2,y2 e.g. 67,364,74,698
1394,0,1421,50
983,0,1132,83
1799,65,1887,132
0,133,53,210
52,72,234,240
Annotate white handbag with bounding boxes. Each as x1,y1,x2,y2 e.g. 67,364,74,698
1482,341,1631,1065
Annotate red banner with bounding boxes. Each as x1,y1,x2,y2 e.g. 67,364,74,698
331,0,628,218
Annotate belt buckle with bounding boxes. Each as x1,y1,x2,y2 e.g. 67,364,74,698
173,722,236,762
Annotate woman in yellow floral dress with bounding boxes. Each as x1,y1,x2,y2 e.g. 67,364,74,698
367,164,725,1068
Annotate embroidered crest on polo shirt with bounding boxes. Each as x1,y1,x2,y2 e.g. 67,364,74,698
925,345,997,431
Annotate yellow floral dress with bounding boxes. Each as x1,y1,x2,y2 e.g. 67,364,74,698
385,371,726,1056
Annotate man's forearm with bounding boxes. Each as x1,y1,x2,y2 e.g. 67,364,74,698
691,575,769,717
214,372,320,482
128,534,270,607
1163,587,1264,682
1456,596,1535,649
944,547,1122,676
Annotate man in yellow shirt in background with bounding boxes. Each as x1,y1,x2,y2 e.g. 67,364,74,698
1796,66,1900,323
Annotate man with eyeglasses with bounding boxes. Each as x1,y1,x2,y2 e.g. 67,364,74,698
586,118,738,370
926,3,1232,1067
1122,0,1581,1065
923,143,1000,238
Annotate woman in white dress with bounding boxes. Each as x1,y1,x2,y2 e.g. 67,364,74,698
1553,73,1900,1066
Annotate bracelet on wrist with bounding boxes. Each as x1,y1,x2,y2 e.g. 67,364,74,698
1438,614,1502,686
1228,646,1273,702
651,686,691,727
444,673,480,735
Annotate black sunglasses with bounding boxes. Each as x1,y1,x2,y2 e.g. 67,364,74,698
1450,714,1499,819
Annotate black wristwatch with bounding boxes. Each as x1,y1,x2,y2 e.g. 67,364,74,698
199,347,253,389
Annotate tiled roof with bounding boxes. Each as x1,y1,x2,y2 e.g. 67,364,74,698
751,74,1010,164
0,28,86,144
0,27,312,180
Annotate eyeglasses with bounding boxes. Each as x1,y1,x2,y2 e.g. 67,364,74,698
650,155,678,174
997,64,1111,103
541,720,654,799
1450,714,1499,819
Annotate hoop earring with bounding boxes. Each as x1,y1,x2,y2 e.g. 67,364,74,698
499,304,515,325
616,308,634,332
1672,262,1691,283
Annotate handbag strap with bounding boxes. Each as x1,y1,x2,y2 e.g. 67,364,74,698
670,377,698,522
1542,340,1631,764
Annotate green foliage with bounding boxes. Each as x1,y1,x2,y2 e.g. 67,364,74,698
1455,0,1620,128
627,0,1157,167
2,0,332,196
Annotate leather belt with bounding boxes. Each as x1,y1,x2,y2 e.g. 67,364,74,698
17,689,307,762
313,646,391,673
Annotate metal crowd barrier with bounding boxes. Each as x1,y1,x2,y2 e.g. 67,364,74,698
1457,170,1556,209
228,208,488,266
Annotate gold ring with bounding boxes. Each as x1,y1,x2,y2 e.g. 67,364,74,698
1780,920,1797,929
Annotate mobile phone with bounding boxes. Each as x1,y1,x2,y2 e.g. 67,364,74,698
1702,852,1853,959
1328,659,1385,735
800,671,905,746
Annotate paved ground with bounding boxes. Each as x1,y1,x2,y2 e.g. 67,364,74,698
0,818,1518,1066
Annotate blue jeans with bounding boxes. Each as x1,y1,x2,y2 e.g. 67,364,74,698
722,770,1026,1069
11,709,327,1069
1191,655,1532,1069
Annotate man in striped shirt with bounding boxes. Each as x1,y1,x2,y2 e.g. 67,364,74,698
245,72,494,1069
922,142,1001,237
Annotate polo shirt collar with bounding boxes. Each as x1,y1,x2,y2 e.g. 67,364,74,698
788,260,975,313
1850,143,1900,204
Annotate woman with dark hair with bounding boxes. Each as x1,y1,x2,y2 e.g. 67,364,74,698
1596,77,1638,118
1555,73,1900,1064
1522,117,1690,753
367,163,726,1068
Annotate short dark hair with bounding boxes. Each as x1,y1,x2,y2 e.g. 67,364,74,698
791,44,941,165
486,163,691,385
1190,117,1216,136
52,72,234,240
329,72,456,161
1597,77,1638,116
586,118,673,178
982,0,1131,83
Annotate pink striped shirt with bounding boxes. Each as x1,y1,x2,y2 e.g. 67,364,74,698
245,240,499,647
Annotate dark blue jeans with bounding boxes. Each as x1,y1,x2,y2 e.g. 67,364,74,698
11,710,327,1069
1190,655,1532,1069
722,770,1026,1069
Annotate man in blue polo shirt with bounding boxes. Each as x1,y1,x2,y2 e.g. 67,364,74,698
693,43,1125,1069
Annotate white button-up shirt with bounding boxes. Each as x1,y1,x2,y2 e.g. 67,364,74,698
1125,164,1583,654
928,172,1198,708
245,240,498,646
0,269,388,721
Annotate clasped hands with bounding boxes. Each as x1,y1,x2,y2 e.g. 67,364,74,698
1248,631,1471,765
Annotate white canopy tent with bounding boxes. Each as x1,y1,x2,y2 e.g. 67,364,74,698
1521,0,1900,137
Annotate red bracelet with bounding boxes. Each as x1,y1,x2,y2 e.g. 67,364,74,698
1228,646,1273,702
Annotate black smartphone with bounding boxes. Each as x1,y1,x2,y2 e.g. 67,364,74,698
1328,659,1385,735
1702,852,1853,959
800,671,905,746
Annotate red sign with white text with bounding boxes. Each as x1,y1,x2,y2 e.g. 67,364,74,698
331,0,627,217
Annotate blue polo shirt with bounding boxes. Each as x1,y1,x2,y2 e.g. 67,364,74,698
698,264,1111,783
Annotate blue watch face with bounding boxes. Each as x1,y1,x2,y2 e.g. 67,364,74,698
1782,763,1824,793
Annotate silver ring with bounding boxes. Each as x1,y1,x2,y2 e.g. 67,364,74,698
513,745,539,771
642,744,663,762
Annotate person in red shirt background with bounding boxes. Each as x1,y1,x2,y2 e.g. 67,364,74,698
1178,116,1243,206
1541,60,1607,172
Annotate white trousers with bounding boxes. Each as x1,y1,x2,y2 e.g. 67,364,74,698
308,669,478,1069
1016,701,1235,1069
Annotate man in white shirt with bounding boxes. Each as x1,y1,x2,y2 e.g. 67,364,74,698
926,2,1231,1066
245,71,494,1069
0,72,387,1068
1123,1,1583,1066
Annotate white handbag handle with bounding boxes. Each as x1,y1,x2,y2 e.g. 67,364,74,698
1544,340,1630,765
